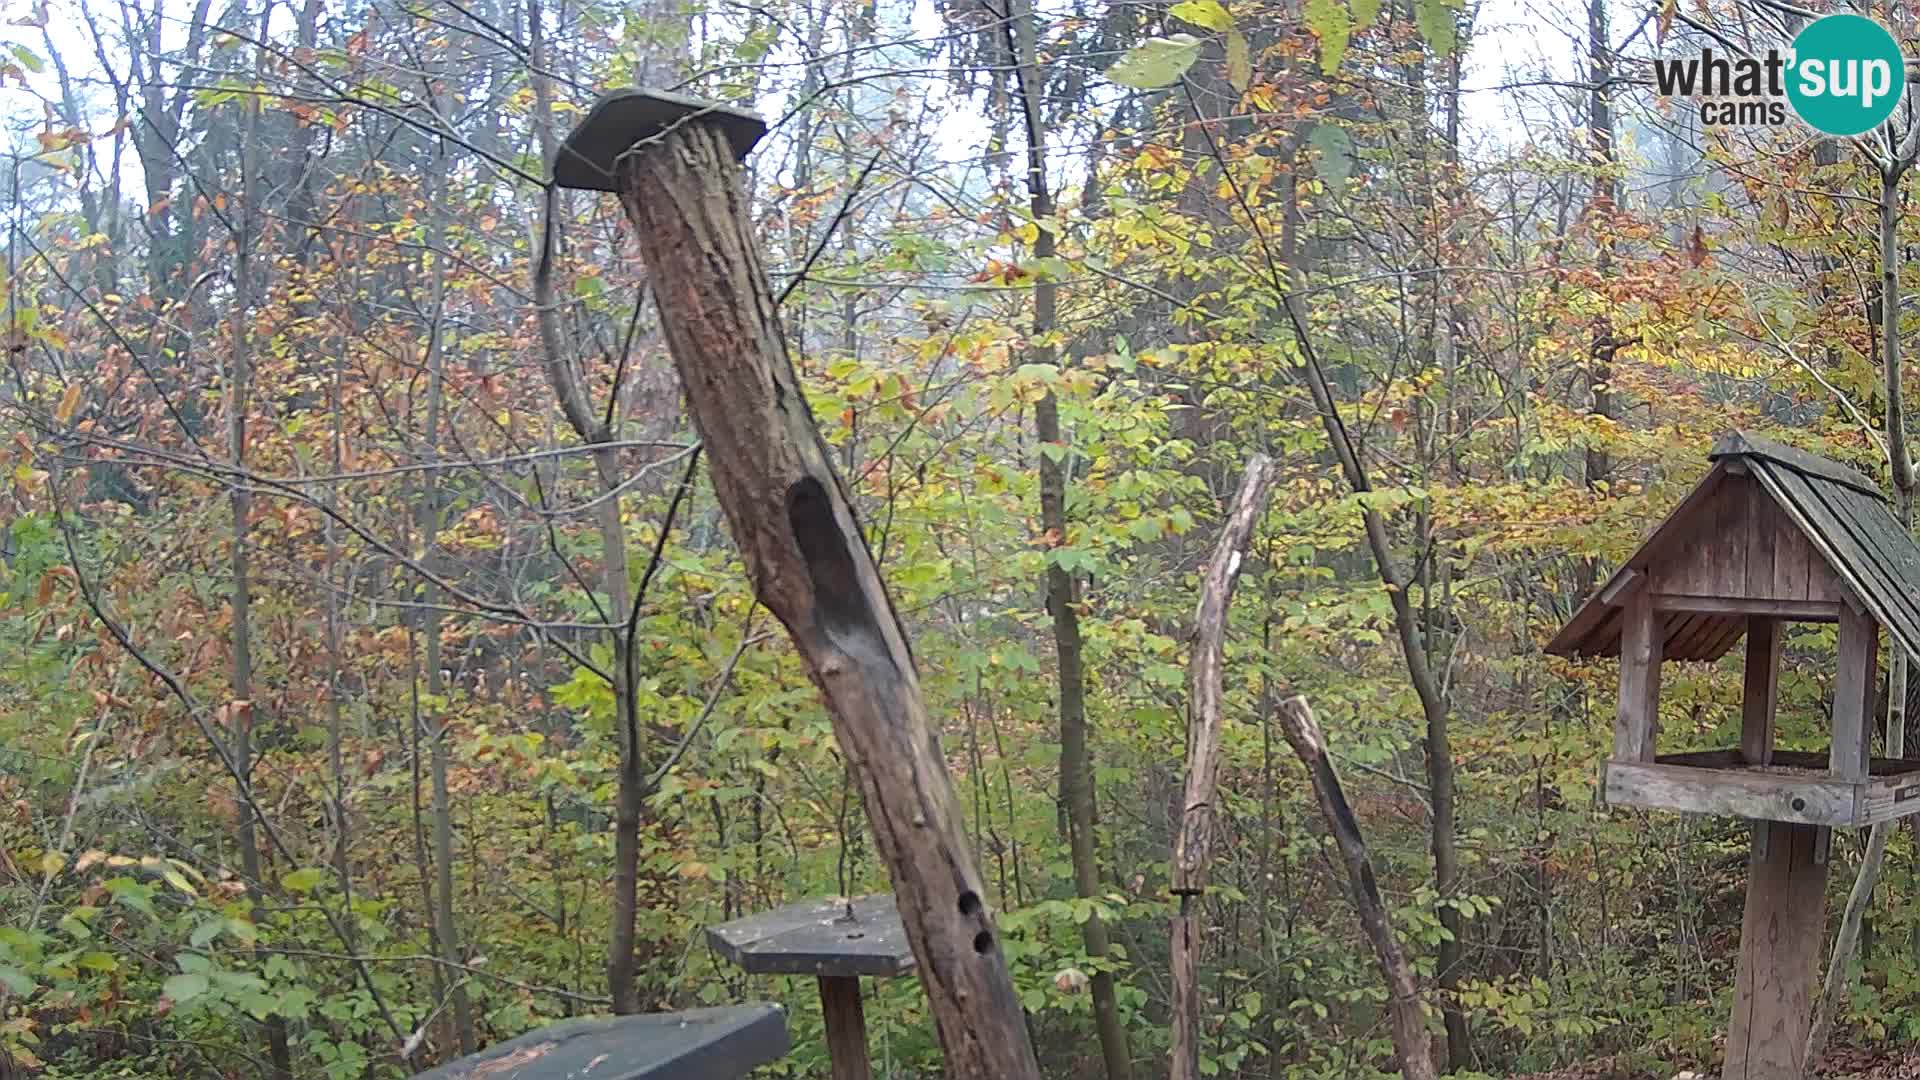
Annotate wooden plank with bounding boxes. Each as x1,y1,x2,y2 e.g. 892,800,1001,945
1648,478,1746,597
1654,748,1748,768
1701,617,1754,661
1615,590,1662,762
1603,761,1857,825
1651,595,1840,620
1775,516,1820,602
1675,613,1729,659
1782,470,1920,653
1743,618,1781,765
1599,568,1644,606
1725,821,1829,1080
1855,770,1920,825
1716,477,1754,596
1822,483,1920,662
1747,476,1778,598
1832,604,1878,781
707,895,914,978
819,976,874,1080
1661,612,1699,658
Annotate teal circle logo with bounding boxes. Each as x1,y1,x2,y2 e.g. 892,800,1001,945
1786,14,1905,136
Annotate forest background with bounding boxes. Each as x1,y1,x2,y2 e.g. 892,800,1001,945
1,0,1913,1075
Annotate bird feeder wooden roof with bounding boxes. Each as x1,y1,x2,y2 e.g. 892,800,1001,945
1547,432,1920,665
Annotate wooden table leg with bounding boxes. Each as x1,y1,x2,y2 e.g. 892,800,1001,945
1725,820,1829,1080
818,975,872,1080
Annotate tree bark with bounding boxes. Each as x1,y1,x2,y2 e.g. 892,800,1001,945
1170,454,1277,1080
612,116,1041,1080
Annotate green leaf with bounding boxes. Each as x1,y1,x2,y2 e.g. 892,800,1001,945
280,868,326,893
8,44,45,75
190,919,225,948
1309,124,1354,193
0,966,33,995
1350,0,1382,26
1225,29,1251,93
76,951,116,972
1305,0,1351,74
1105,34,1204,89
163,972,210,1003
1169,0,1231,31
1414,0,1458,56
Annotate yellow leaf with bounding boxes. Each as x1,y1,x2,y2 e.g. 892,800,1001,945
38,851,64,876
54,382,81,424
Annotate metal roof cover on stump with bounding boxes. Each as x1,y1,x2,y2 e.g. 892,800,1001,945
550,89,767,192
1547,431,1920,666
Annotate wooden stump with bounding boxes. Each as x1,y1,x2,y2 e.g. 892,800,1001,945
1725,821,1829,1080
605,105,1041,1079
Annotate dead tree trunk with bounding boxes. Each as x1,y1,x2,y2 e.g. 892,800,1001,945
1276,695,1437,1080
607,108,1042,1080
1170,453,1276,1080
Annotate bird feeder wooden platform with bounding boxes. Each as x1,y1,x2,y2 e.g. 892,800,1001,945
706,895,913,1080
1549,432,1920,1079
408,1005,789,1080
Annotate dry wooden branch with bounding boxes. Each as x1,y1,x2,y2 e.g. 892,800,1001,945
1170,453,1276,1080
611,116,1041,1079
1276,695,1438,1080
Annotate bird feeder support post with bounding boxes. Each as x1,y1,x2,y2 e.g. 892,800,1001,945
817,976,873,1080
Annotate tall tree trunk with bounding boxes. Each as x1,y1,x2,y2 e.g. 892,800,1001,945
1274,167,1458,1071
226,21,291,1074
1809,158,1915,1067
1584,0,1615,494
418,156,477,1057
1005,2,1132,1075
527,0,645,1011
1401,9,1470,1066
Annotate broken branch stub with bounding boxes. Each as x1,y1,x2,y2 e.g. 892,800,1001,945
608,111,1041,1079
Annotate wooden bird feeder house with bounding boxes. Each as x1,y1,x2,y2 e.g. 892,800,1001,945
1549,432,1920,1079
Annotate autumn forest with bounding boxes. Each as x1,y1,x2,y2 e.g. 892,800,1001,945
5,0,1920,1075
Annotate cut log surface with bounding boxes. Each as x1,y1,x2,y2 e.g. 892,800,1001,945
615,119,1040,1079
